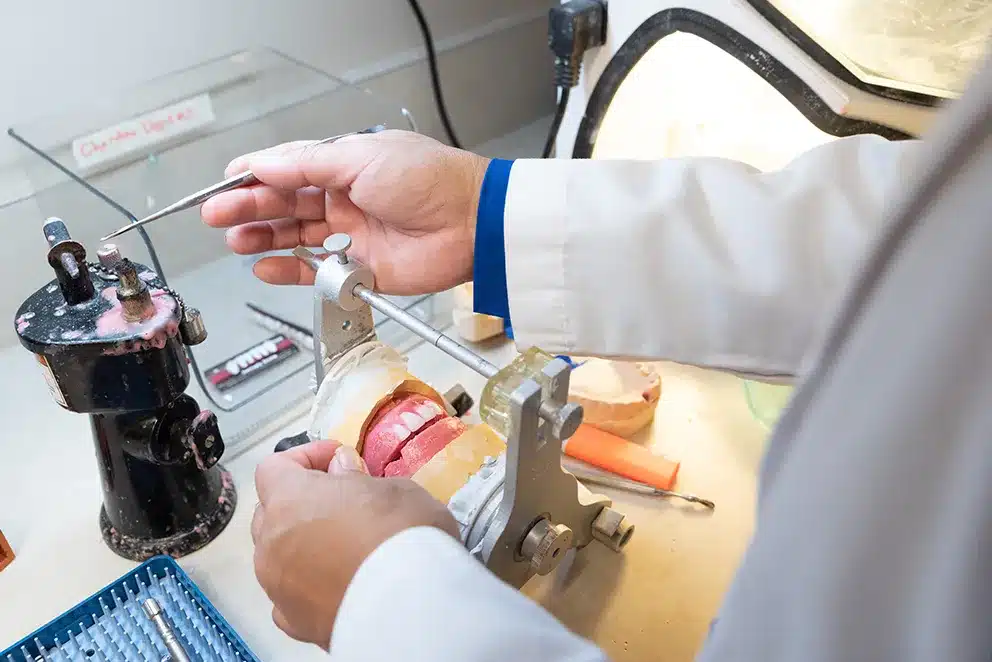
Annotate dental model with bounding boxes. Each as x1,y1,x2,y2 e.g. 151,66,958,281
568,359,662,437
305,341,627,554
307,341,507,514
298,236,633,583
451,283,505,343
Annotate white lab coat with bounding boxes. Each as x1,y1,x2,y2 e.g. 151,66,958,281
330,57,992,662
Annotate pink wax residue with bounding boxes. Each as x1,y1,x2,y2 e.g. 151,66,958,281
15,312,33,333
220,467,234,491
186,410,218,471
192,409,214,425
97,286,180,355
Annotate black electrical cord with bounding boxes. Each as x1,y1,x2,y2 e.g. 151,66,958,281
544,0,606,158
541,87,571,158
406,0,463,148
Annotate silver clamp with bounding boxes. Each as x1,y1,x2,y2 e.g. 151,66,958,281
473,358,630,588
294,234,633,587
294,237,376,390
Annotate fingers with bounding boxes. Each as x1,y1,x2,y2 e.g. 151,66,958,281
244,139,379,191
255,454,301,505
327,446,369,475
225,141,319,177
251,503,264,544
251,256,318,286
202,185,326,228
271,606,292,635
224,218,331,255
271,606,316,647
255,439,345,504
279,439,344,472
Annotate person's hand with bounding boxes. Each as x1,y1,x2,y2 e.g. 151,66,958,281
251,439,460,649
201,130,490,295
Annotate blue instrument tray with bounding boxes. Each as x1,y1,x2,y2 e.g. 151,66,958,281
2,555,260,661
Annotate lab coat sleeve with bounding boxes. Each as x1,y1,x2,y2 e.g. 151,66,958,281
474,158,514,321
330,526,608,661
502,135,924,377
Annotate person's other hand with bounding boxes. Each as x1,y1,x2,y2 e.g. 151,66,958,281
251,439,460,649
201,130,490,295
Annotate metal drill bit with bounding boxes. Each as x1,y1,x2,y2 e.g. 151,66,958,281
142,598,192,662
100,124,387,241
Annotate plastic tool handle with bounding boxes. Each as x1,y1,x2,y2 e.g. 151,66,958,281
563,424,680,490
274,431,311,453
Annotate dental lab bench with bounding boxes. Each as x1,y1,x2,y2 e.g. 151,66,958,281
0,270,768,661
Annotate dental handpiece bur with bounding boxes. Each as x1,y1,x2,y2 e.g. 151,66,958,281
142,598,192,662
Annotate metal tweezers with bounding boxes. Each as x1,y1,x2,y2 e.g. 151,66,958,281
101,124,387,241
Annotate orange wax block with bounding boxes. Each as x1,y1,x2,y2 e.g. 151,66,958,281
563,424,680,490
0,528,13,573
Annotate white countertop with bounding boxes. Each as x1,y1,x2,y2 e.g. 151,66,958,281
0,337,769,661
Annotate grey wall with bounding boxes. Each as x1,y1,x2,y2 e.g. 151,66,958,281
0,0,555,347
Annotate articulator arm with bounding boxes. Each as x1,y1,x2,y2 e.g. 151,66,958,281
295,235,634,588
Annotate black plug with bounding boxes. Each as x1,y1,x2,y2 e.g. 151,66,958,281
548,0,607,89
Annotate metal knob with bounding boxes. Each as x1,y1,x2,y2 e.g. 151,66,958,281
115,259,155,322
323,234,352,264
43,217,95,305
97,244,123,270
521,519,574,576
548,402,583,440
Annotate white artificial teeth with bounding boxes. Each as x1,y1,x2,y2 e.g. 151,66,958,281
417,403,441,421
400,411,426,432
392,424,412,442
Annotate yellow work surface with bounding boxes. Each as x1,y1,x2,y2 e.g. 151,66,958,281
524,359,770,661
0,339,769,661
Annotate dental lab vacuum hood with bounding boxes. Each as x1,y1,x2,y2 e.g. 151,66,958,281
555,0,992,163
551,0,991,425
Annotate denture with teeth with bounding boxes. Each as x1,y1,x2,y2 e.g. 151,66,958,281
307,342,507,510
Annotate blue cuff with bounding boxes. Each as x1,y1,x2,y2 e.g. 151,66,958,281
472,158,513,322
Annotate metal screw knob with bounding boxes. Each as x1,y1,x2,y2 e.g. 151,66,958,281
323,234,352,264
552,402,583,440
521,519,574,576
97,244,123,270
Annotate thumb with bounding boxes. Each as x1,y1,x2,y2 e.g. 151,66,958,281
255,439,341,504
328,445,370,475
246,139,380,191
